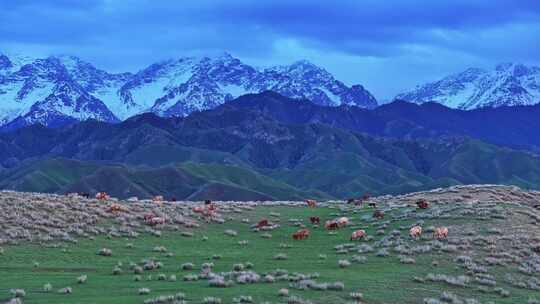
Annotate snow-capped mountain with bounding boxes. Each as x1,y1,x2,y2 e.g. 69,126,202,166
395,63,540,109
0,52,377,128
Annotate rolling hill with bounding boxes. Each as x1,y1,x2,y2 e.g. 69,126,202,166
0,92,540,200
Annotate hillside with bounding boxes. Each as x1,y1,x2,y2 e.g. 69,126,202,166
1,93,540,199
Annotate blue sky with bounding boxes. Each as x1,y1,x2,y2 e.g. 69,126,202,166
1,0,539,100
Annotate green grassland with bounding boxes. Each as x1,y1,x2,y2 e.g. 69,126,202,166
0,204,538,304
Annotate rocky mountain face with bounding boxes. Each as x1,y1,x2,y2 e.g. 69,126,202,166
396,63,540,109
0,52,377,128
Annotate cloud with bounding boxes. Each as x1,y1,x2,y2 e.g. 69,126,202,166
0,0,539,99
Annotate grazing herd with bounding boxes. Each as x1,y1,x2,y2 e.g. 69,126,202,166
297,198,448,243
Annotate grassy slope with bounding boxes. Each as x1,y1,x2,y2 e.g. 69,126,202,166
0,205,536,304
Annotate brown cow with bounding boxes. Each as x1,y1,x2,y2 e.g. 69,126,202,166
434,227,449,240
107,203,124,213
325,221,339,230
306,199,317,208
416,199,429,209
409,226,422,239
350,230,366,241
148,217,166,226
337,217,349,226
292,229,310,240
143,212,155,222
95,192,109,200
256,219,270,228
309,216,320,224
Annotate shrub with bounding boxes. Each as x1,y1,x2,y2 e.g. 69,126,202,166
264,274,275,283
327,282,345,291
350,292,363,300
168,274,177,282
58,287,72,294
237,271,261,284
399,255,416,264
138,287,151,295
112,266,122,275
233,263,245,271
224,229,238,237
245,262,254,269
153,246,167,253
212,254,222,260
98,248,112,256
43,283,53,292
494,287,510,297
278,288,289,297
338,260,351,268
274,253,288,260
351,255,367,263
376,248,390,257
261,233,272,239
183,274,199,281
76,275,87,284
134,266,144,274
203,297,222,304
134,275,142,282
209,276,234,288
233,295,254,303
357,244,373,253
318,254,327,260
181,263,194,270
9,289,25,298
157,273,167,281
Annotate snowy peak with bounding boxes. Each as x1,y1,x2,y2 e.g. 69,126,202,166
0,52,377,128
396,63,540,109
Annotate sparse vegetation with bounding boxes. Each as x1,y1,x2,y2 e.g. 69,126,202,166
0,186,538,303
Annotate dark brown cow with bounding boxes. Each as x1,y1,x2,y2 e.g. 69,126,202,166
416,199,429,209
292,229,310,240
325,221,339,230
256,219,270,228
306,199,317,208
373,210,385,219
309,216,320,224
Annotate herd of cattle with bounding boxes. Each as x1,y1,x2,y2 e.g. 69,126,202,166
288,198,448,243
87,191,450,244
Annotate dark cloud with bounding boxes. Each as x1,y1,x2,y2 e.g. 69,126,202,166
0,0,539,99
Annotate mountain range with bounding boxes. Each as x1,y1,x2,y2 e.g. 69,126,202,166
1,91,540,200
0,52,376,129
396,62,540,109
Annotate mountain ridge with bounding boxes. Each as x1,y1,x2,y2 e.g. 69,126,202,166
396,62,540,109
1,92,540,200
0,52,377,128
